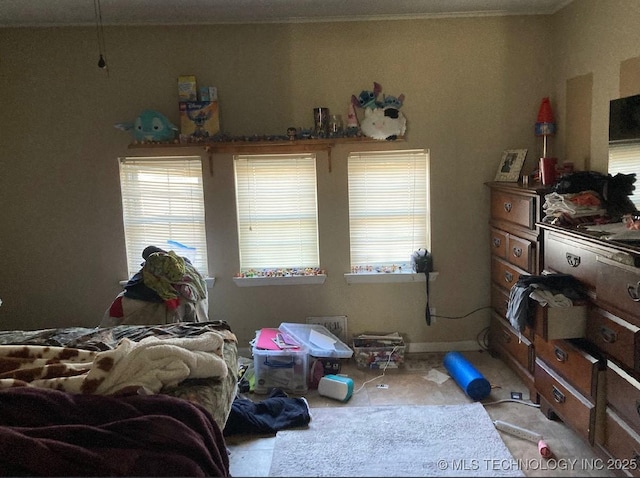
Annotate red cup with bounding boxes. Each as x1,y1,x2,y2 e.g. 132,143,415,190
540,157,557,185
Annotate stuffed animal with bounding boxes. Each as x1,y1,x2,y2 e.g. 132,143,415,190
115,109,178,142
359,106,407,140
351,83,407,140
351,82,382,110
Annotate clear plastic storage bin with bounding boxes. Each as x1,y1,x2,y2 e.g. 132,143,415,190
252,345,309,394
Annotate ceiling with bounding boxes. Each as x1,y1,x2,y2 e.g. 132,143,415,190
0,0,572,28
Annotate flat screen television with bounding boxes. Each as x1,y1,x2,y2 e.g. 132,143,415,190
609,93,640,142
609,94,640,209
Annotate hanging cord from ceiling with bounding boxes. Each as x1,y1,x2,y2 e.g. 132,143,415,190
93,0,108,72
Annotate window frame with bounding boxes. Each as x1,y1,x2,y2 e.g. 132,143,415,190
345,149,431,283
232,152,325,286
609,140,640,209
118,155,210,279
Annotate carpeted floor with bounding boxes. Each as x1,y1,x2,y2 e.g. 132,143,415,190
268,402,524,477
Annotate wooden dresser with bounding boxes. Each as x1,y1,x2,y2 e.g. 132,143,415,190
540,223,640,474
487,183,640,473
486,181,549,398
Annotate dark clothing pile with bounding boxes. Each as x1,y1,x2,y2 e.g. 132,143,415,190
223,388,311,436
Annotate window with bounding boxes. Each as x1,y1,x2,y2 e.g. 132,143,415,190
119,156,209,278
348,149,429,272
609,141,640,208
234,153,319,273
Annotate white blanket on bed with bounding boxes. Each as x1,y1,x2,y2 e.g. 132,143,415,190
0,331,228,394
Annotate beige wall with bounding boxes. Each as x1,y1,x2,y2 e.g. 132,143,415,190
0,2,638,349
552,0,640,173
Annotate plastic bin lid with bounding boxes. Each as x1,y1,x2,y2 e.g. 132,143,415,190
279,322,353,358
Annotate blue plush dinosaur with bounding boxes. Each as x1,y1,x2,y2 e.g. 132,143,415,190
115,109,178,142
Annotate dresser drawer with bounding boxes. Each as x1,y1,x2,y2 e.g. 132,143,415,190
491,190,535,229
491,256,525,291
607,360,640,434
491,287,535,341
490,314,533,372
597,255,640,320
508,235,533,272
533,302,587,340
535,358,596,444
544,231,598,288
535,337,601,398
602,408,640,477
491,283,510,318
587,306,640,374
490,228,508,260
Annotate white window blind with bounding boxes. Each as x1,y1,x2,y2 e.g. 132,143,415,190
119,156,209,277
234,153,319,271
348,149,429,270
609,141,640,208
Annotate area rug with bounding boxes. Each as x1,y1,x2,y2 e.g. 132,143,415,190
268,403,524,477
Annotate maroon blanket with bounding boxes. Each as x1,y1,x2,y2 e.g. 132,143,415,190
0,387,229,476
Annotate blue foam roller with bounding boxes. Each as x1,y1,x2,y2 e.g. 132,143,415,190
443,351,491,401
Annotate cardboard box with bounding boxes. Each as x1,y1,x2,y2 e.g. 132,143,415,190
199,86,218,102
535,303,587,340
178,75,198,101
179,101,220,139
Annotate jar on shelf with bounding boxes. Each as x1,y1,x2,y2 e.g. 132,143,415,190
328,115,343,136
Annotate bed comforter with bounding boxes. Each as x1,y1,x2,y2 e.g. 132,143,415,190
0,321,239,476
0,320,238,428
0,387,229,476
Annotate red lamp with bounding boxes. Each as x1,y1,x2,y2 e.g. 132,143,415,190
535,97,557,184
535,97,556,157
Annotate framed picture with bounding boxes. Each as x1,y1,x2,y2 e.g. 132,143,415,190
494,149,527,182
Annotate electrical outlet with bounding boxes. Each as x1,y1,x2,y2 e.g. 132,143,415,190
430,307,436,323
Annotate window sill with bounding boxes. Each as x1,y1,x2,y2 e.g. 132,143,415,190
233,275,327,287
344,271,439,284
119,277,216,288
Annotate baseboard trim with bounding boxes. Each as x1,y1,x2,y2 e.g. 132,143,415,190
406,340,481,353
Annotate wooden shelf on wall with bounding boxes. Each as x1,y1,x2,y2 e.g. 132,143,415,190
127,136,405,173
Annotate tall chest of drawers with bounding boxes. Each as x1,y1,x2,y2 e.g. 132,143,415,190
540,224,640,472
486,182,548,399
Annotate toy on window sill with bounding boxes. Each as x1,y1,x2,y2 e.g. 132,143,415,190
114,109,178,143
351,82,406,141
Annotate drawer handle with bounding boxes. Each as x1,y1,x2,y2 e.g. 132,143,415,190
554,346,568,363
501,331,511,344
600,326,617,344
504,271,513,283
566,253,581,267
552,385,566,404
512,246,522,258
627,281,640,302
503,202,512,213
492,237,502,248
635,399,640,417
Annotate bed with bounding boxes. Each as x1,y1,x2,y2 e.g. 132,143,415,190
0,320,238,476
